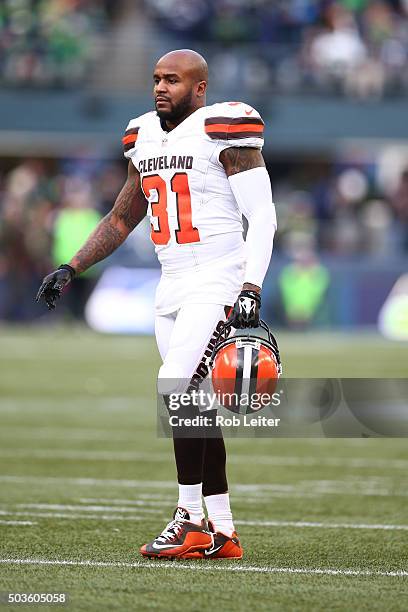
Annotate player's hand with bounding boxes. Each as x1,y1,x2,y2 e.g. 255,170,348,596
35,264,75,310
227,290,261,328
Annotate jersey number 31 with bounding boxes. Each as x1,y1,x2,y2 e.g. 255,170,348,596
142,173,200,245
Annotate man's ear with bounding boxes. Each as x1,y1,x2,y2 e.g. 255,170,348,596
196,80,207,98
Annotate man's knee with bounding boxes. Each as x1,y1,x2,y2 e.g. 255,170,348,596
158,361,191,395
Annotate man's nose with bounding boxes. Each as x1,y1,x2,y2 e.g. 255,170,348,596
155,79,167,93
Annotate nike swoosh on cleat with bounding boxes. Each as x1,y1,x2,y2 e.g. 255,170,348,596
245,109,253,115
152,542,184,550
204,545,223,556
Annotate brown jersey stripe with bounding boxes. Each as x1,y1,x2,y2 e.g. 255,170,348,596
206,130,264,140
123,141,137,152
205,116,264,127
124,127,140,135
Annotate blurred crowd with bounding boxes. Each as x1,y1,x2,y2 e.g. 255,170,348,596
274,160,408,256
0,158,125,320
0,155,407,321
0,0,121,87
2,0,407,97
146,0,408,98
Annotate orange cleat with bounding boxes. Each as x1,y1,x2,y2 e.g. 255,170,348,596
181,521,243,559
140,507,213,559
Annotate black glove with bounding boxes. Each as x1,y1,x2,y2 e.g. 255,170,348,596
227,290,261,329
35,264,75,310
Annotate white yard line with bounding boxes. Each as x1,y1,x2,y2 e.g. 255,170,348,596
0,448,407,470
235,520,408,531
0,511,158,522
78,497,174,506
16,504,163,515
0,430,364,447
0,475,174,488
74,494,318,504
1,507,407,531
82,492,307,504
0,450,166,461
0,475,406,499
231,456,408,470
0,557,406,578
0,398,151,413
234,482,406,498
0,428,143,442
0,520,36,526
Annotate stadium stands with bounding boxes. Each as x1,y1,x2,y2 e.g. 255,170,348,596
146,0,408,98
0,0,122,87
2,1,407,96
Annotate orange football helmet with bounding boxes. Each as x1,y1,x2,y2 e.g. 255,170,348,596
209,320,282,412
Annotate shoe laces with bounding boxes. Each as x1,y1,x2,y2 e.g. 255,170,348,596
156,518,185,543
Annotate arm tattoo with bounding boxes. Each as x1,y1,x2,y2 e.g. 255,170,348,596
113,177,146,231
69,168,147,275
69,212,125,274
219,147,265,177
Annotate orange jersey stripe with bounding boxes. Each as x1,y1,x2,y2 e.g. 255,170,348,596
122,133,138,145
205,123,264,134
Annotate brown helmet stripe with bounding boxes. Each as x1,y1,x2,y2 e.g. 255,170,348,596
232,346,245,412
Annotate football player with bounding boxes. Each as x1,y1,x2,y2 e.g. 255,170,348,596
36,49,277,560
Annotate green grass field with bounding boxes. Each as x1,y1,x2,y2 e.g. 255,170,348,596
0,326,407,611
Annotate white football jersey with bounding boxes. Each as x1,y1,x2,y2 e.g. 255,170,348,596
123,101,264,276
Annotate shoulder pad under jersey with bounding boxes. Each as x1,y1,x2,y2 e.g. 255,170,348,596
204,101,264,148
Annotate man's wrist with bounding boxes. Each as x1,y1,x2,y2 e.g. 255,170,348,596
242,282,261,294
239,288,261,307
58,264,76,280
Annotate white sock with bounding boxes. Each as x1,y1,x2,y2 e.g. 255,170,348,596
177,483,204,525
204,493,234,537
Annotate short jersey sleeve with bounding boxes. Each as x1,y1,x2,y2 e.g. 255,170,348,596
204,101,264,160
122,118,141,160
